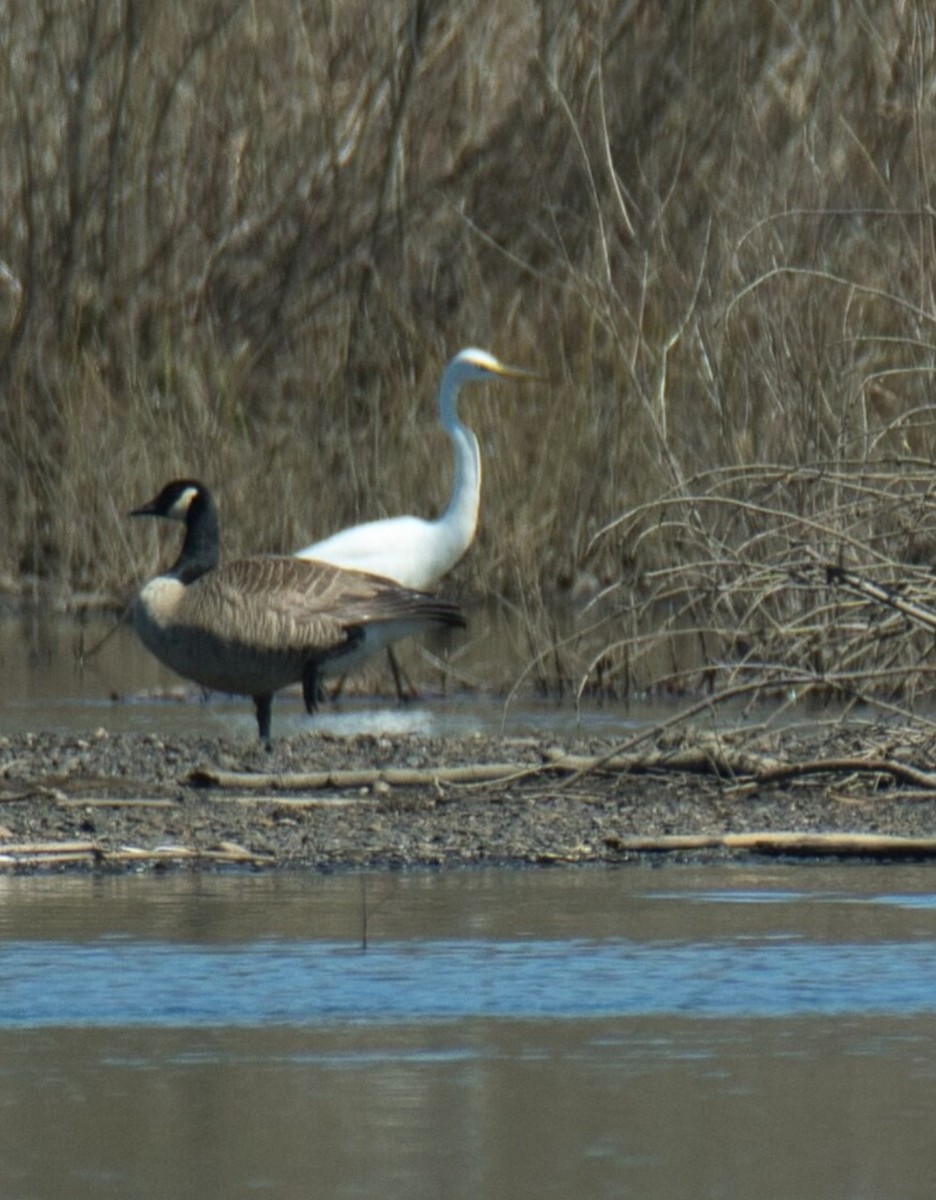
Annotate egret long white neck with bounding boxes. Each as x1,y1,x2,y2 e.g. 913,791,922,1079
436,362,483,562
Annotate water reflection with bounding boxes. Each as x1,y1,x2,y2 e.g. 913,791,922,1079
5,1018,935,1200
2,868,936,1199
0,609,665,739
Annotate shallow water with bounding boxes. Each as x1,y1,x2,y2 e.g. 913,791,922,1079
0,609,684,739
3,867,936,1199
0,607,827,742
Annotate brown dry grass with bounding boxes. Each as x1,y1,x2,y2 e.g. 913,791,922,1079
4,1,936,703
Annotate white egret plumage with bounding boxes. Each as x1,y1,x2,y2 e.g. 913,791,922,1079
296,347,536,587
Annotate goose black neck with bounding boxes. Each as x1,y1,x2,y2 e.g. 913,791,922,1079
172,489,221,584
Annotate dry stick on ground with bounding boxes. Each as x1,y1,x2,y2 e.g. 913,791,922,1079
207,795,385,808
188,762,546,791
554,678,813,791
0,853,104,869
752,756,936,789
544,747,936,790
604,832,936,858
54,798,178,808
0,843,276,868
0,840,100,855
185,735,936,795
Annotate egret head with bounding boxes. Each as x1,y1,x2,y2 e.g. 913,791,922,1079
450,347,539,383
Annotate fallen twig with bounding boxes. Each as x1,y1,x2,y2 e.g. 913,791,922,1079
753,756,936,789
188,762,538,790
0,852,104,868
605,831,936,857
0,840,100,856
204,795,382,808
186,736,936,796
0,840,275,868
543,743,785,778
54,798,179,809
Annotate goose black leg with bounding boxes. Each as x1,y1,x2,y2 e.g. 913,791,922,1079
302,663,320,715
254,694,273,749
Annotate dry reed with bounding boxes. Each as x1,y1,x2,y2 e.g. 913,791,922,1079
3,2,936,703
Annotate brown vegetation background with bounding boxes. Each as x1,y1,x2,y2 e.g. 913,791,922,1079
4,1,936,702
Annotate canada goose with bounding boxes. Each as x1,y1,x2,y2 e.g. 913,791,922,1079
130,480,466,745
296,348,537,587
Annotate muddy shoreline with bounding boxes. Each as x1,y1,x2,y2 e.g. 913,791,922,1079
2,721,936,872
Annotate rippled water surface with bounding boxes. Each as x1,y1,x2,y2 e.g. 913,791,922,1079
3,867,936,1199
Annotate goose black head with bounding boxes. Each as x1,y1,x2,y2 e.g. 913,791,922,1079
130,479,209,524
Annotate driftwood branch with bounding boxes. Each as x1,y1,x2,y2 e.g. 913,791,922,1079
188,762,539,791
605,831,936,858
187,739,936,795
54,798,179,809
752,756,936,788
0,840,275,869
187,740,781,794
205,795,383,808
542,745,786,777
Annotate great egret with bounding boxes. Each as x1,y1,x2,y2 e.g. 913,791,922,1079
296,347,536,587
130,480,466,745
296,348,534,695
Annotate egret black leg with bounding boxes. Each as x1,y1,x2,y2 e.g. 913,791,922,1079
254,694,273,749
326,648,414,705
386,646,416,703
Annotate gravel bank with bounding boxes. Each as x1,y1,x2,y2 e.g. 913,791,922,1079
1,722,935,871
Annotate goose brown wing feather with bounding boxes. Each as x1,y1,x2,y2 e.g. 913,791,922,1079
179,556,462,654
